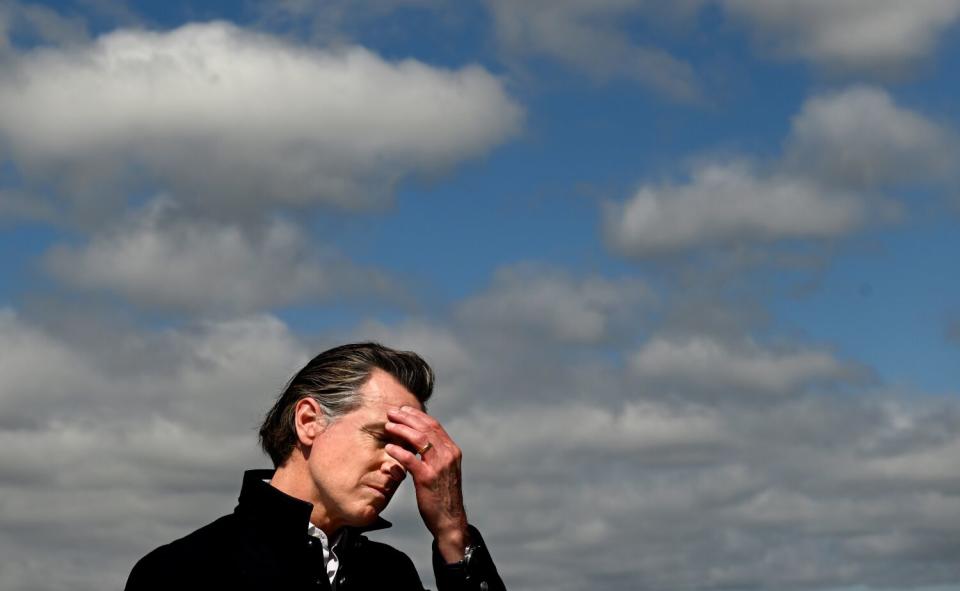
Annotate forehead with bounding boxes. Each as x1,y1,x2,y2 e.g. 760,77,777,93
357,368,423,413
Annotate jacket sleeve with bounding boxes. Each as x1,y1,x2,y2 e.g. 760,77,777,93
432,525,506,591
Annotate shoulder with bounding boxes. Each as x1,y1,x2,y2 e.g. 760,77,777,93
156,513,239,559
124,514,237,590
171,513,239,548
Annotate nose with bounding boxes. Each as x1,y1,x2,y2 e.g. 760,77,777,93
381,455,406,484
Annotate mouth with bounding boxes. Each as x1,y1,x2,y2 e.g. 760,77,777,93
365,484,391,498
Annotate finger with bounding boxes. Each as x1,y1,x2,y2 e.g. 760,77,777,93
401,404,440,425
385,443,432,481
384,421,431,454
388,407,457,452
387,406,438,432
392,407,461,456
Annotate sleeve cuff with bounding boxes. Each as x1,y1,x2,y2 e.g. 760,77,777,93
432,525,505,591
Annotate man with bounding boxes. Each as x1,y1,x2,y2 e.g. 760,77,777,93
125,342,504,590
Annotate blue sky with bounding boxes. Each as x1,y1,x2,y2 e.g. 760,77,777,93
1,2,959,590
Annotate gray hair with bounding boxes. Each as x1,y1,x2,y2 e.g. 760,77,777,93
258,342,434,467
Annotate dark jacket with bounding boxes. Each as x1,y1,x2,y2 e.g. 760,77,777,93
124,470,504,591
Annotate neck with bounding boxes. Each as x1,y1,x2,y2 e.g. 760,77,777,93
270,454,341,535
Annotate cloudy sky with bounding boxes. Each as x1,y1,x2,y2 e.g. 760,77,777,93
1,1,959,590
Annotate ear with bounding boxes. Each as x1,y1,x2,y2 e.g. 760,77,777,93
293,397,327,446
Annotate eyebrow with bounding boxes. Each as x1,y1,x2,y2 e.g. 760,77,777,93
360,422,387,432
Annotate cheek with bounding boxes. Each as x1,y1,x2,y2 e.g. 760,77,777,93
363,451,384,472
347,450,382,480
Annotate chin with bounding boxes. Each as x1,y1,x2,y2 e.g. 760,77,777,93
348,506,380,526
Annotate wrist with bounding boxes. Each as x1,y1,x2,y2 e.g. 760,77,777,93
434,522,470,563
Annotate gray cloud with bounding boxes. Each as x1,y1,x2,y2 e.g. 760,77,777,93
0,309,107,429
485,0,702,101
354,319,473,378
434,392,960,591
484,0,960,97
629,335,867,398
450,400,727,464
785,85,958,189
947,317,960,346
0,21,522,220
352,265,655,418
0,310,309,589
43,198,396,314
0,187,55,222
0,1,89,52
0,309,309,432
349,280,960,591
253,0,446,45
455,263,650,346
722,0,960,75
1,301,959,591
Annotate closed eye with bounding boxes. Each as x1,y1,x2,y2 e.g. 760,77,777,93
361,425,419,454
361,426,389,446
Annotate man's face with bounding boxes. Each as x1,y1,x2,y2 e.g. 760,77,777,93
306,368,422,530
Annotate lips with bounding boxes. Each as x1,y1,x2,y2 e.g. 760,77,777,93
365,484,391,497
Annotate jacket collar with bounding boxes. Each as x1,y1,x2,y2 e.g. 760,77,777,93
234,469,392,543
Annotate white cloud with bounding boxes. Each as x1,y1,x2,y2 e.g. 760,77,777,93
629,335,861,396
722,0,960,74
1,308,959,591
486,0,701,100
0,21,522,216
43,199,393,313
456,264,649,344
605,161,867,257
786,86,958,189
605,86,948,258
